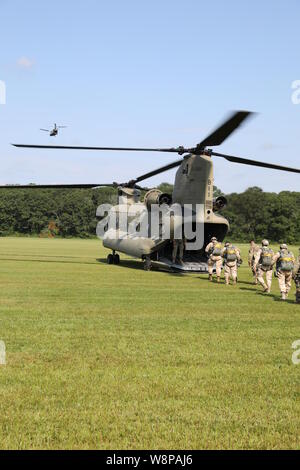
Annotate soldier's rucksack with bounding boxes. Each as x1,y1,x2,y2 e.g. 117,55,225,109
212,243,222,256
225,247,237,262
278,250,294,272
260,247,274,268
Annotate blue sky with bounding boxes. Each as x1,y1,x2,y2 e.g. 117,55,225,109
0,0,300,193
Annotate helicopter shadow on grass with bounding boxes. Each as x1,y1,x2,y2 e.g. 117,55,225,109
96,258,186,276
97,257,143,271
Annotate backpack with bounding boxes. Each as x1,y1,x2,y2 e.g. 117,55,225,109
278,250,294,272
225,247,237,262
212,243,222,256
260,247,274,268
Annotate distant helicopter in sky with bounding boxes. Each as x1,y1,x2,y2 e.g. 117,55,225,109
40,123,67,137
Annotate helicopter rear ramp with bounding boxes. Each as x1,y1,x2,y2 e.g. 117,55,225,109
153,257,209,273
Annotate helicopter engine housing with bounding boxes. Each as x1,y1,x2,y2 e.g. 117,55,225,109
144,189,172,210
213,196,227,212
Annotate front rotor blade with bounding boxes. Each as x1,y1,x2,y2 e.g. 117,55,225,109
133,159,183,184
196,111,254,150
212,151,300,173
12,144,185,153
0,184,115,189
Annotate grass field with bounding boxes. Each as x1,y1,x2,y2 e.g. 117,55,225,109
0,237,299,450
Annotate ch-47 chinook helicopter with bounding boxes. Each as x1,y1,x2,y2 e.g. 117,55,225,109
40,123,67,137
5,111,300,272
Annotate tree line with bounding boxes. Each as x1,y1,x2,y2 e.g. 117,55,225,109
0,185,299,243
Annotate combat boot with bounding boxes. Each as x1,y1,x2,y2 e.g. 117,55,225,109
217,277,220,283
281,292,286,301
209,274,213,282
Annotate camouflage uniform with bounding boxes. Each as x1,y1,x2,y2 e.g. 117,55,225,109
222,244,241,285
205,239,223,282
293,252,300,304
248,242,260,285
254,246,274,293
273,247,295,300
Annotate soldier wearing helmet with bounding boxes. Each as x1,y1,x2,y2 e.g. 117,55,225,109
292,247,300,304
253,240,274,294
205,237,223,282
248,240,260,285
222,242,241,285
273,244,295,301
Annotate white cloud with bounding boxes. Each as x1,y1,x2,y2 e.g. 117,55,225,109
17,56,35,69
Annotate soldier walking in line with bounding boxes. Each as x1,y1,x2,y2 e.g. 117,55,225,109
205,237,223,283
253,240,274,294
248,240,260,285
292,248,300,304
273,244,295,301
222,242,241,285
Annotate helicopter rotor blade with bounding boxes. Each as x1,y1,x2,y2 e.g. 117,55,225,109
12,144,186,153
211,151,300,174
0,183,153,191
195,111,254,151
132,159,183,185
0,184,116,189
40,129,49,132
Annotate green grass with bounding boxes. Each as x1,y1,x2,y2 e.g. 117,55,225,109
0,237,299,450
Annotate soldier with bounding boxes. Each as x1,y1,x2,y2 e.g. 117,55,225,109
222,242,241,285
248,240,260,285
253,240,274,294
273,244,295,301
172,237,186,265
205,237,223,282
292,248,300,304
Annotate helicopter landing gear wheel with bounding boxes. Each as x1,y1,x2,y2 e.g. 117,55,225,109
107,254,114,265
113,254,120,265
144,256,152,271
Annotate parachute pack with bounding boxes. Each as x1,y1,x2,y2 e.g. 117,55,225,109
278,250,294,272
225,247,237,262
260,247,274,269
212,243,222,256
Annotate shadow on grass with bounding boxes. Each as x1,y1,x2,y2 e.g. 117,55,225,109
97,258,144,271
256,291,297,304
97,258,187,276
240,287,297,304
